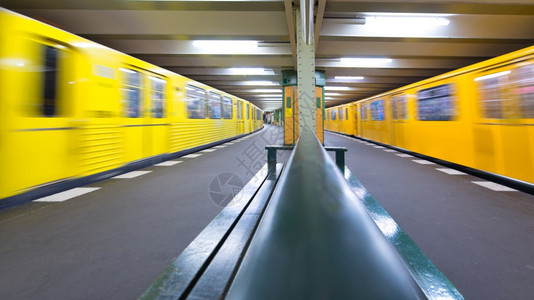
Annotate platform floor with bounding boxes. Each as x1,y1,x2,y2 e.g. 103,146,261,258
325,132,534,300
0,125,284,300
1,126,532,299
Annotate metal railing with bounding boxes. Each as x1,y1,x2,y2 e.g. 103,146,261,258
226,128,427,299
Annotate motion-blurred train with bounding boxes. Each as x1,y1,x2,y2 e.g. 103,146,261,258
326,45,534,186
0,8,263,202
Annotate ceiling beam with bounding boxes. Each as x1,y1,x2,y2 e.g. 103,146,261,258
314,0,327,51
284,0,297,66
326,1,534,16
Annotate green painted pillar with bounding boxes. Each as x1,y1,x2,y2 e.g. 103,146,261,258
296,8,316,135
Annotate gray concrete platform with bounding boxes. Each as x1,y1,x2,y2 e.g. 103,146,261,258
2,126,532,300
325,132,534,300
0,125,284,300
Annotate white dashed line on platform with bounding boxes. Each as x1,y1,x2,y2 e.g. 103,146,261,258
201,149,217,153
412,159,435,165
182,154,203,159
214,145,226,149
384,149,397,153
33,187,101,203
436,168,466,175
155,161,182,167
396,154,414,158
225,142,235,145
113,171,152,179
472,181,517,192
373,146,385,149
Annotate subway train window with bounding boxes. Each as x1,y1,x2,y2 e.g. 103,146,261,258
208,92,222,119
332,110,337,120
120,68,144,118
513,65,534,119
237,101,243,120
392,94,408,120
149,76,166,118
42,46,59,116
345,108,348,118
247,103,250,119
185,85,207,119
371,99,385,121
475,71,509,119
417,84,455,121
361,104,368,120
339,108,344,120
222,96,233,119
256,108,261,120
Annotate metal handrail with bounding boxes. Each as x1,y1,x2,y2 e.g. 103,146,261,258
227,128,426,299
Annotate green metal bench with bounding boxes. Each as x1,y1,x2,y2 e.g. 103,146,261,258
140,129,463,300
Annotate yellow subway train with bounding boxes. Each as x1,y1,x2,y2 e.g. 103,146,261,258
326,45,534,186
0,8,263,203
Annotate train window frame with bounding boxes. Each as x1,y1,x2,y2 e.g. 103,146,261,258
331,110,337,120
42,46,59,117
371,99,385,121
149,76,166,118
208,92,222,119
222,96,233,119
29,40,73,118
247,103,250,120
339,108,344,120
237,101,243,120
475,70,511,120
185,85,207,119
511,64,534,120
361,103,369,121
391,94,408,120
120,68,145,118
416,83,456,121
345,108,349,119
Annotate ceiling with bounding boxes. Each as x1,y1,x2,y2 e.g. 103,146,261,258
2,0,534,111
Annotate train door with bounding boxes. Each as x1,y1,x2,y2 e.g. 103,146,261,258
237,100,244,134
120,68,148,162
474,66,534,182
390,94,408,147
353,103,360,136
147,75,168,156
244,103,251,133
250,106,256,132
4,39,79,197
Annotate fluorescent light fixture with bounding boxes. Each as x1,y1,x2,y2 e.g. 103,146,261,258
335,76,364,81
325,97,336,100
251,89,282,93
340,57,392,67
324,17,366,25
365,15,450,28
474,70,511,82
325,93,342,96
325,86,353,91
242,81,278,86
228,68,275,75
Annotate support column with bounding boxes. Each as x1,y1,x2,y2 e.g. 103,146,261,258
296,8,316,135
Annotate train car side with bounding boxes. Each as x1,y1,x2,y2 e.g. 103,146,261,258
330,45,534,185
0,9,261,201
